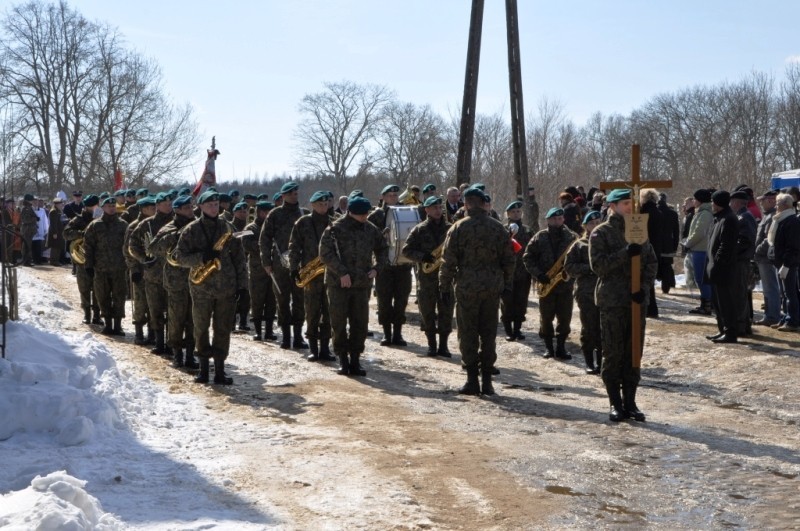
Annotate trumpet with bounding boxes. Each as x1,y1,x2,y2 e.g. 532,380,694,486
421,242,445,274
189,229,233,285
296,256,326,287
70,237,86,265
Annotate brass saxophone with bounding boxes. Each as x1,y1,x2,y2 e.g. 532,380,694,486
70,237,86,265
420,242,445,274
295,256,326,287
537,246,571,298
189,228,233,285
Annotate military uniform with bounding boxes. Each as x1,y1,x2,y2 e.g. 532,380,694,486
319,211,388,375
243,215,277,340
124,213,151,343
83,210,129,334
63,209,100,323
501,221,532,340
564,235,602,373
523,224,577,357
230,213,251,331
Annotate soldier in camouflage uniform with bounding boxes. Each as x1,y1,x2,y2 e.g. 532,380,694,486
589,188,657,422
121,188,148,224
319,196,388,376
368,184,414,346
439,187,515,395
243,201,277,341
124,196,156,345
564,210,603,374
129,193,175,355
523,207,578,359
451,183,500,222
175,191,248,385
149,195,197,369
501,200,533,342
401,196,454,357
83,197,129,336
289,191,336,362
63,195,102,325
259,182,309,349
230,201,251,332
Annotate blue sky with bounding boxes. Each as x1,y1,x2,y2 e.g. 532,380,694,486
61,0,800,183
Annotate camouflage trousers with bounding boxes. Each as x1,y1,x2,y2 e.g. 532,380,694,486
600,305,646,389
303,276,331,341
76,265,99,312
130,272,149,325
417,273,453,334
456,288,500,372
375,265,412,326
501,275,531,324
93,269,127,319
250,269,276,323
538,289,573,338
191,288,236,360
327,286,370,356
273,264,304,327
167,287,193,351
576,294,601,353
145,280,167,329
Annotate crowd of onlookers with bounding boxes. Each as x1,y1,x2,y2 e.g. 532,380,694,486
1,193,71,267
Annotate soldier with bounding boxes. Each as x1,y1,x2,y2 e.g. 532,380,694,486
124,196,156,345
63,195,101,324
243,201,277,341
369,184,414,346
231,201,251,332
121,188,148,224
259,181,308,349
19,193,38,267
289,191,336,362
452,183,500,221
705,191,741,344
439,187,515,395
129,192,175,355
564,210,603,374
402,196,454,356
149,194,198,369
83,197,129,336
175,190,248,385
416,183,437,221
47,197,67,266
501,200,533,342
63,191,84,220
523,207,578,359
319,196,388,376
589,188,658,422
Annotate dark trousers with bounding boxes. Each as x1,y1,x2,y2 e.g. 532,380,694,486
191,289,236,359
456,289,500,371
130,273,149,325
167,288,193,351
145,281,167,329
417,273,453,333
501,275,531,325
711,279,740,335
250,270,276,323
375,265,412,326
93,269,127,319
303,276,331,341
273,264,304,327
600,305,646,389
76,265,99,312
576,294,602,352
327,286,370,356
538,289,573,338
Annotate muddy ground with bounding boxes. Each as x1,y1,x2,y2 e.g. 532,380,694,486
30,265,800,529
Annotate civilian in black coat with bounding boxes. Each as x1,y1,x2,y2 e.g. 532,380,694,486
704,191,740,343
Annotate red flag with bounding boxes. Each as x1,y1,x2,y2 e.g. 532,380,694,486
113,165,123,191
192,148,220,197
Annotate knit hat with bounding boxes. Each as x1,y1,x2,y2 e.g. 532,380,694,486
711,190,730,207
693,189,712,203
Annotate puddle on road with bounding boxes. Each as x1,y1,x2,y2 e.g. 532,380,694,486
599,503,647,519
545,485,595,497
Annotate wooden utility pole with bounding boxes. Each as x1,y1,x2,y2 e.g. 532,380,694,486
456,0,484,186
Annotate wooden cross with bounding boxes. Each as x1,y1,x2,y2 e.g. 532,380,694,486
598,144,672,368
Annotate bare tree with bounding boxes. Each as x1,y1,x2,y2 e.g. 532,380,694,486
775,63,800,170
293,80,393,194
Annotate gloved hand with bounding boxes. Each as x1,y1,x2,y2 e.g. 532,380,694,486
291,269,301,285
439,291,452,307
502,286,513,299
537,273,550,284
236,288,248,302
630,289,646,304
422,253,435,264
202,249,219,262
131,271,143,284
85,267,94,279
626,243,642,257
779,265,790,280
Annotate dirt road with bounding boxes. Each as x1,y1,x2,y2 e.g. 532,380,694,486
33,265,799,529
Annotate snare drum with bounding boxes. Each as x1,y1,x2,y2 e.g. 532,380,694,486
386,206,420,265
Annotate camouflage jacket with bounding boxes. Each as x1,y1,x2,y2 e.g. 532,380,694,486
63,210,94,242
83,213,128,272
452,206,500,222
19,202,39,237
589,213,657,309
243,217,266,277
505,220,532,283
149,213,194,291
259,202,308,269
129,210,175,283
319,214,388,289
123,214,147,274
232,216,248,232
175,214,248,297
564,236,597,303
438,208,515,295
289,211,332,271
121,204,139,225
523,225,578,294
401,216,451,279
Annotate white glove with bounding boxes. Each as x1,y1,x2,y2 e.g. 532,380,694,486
779,265,789,280
509,223,519,235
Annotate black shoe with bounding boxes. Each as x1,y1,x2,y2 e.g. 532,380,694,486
349,353,367,376
555,336,571,360
481,372,495,396
81,307,91,325
134,323,146,345
711,333,737,344
172,348,184,368
392,325,407,347
623,386,646,422
459,369,480,395
184,349,199,370
318,340,336,361
307,339,319,362
212,356,233,385
513,321,525,340
91,308,103,325
293,325,308,349
237,312,251,331
503,321,515,342
425,332,437,356
543,337,555,359
607,384,629,422
194,357,210,384
706,332,725,340
380,325,392,346
336,354,350,375
609,404,628,422
280,325,291,349
437,333,452,358
112,317,125,337
101,317,114,335
264,320,277,340
583,349,598,374
252,321,263,341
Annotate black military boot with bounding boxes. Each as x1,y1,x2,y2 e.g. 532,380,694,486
623,385,646,422
380,324,392,346
112,317,125,336
184,347,199,370
172,348,184,368
146,325,156,345
212,357,233,385
425,332,437,356
264,319,277,340
503,321,515,341
318,339,336,361
252,320,263,341
438,333,452,358
81,307,91,324
583,348,598,374
481,369,495,396
543,337,555,358
555,335,571,360
307,339,320,361
237,312,250,331
293,324,308,349
689,298,713,315
151,328,167,355
336,354,350,375
392,324,407,347
349,353,367,376
606,384,629,422
459,368,480,395
101,317,114,335
91,307,103,325
280,325,291,349
194,357,210,384
513,321,525,340
134,323,146,345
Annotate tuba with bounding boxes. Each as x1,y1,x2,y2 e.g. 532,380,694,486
398,185,421,205
421,242,445,274
295,256,326,288
536,246,571,298
70,237,86,265
189,229,233,285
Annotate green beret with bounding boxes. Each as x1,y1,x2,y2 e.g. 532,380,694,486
273,192,282,202
348,196,372,214
125,189,136,197
137,195,156,207
280,181,299,194
506,200,523,212
605,189,631,203
99,192,110,200
83,195,99,207
256,200,274,211
197,190,220,205
381,184,400,195
309,190,327,203
243,193,257,200
545,207,565,219
23,193,35,201
349,189,364,199
257,193,268,200
113,190,126,197
463,187,486,200
155,192,170,203
483,194,492,203
422,183,436,193
218,193,232,203
470,182,486,191
136,188,149,197
423,196,442,207
325,191,335,199
583,210,602,224
228,189,240,197
101,196,116,206
232,201,248,212
178,187,191,196
172,195,192,209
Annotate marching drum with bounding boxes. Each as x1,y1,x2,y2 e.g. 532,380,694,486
386,206,420,265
